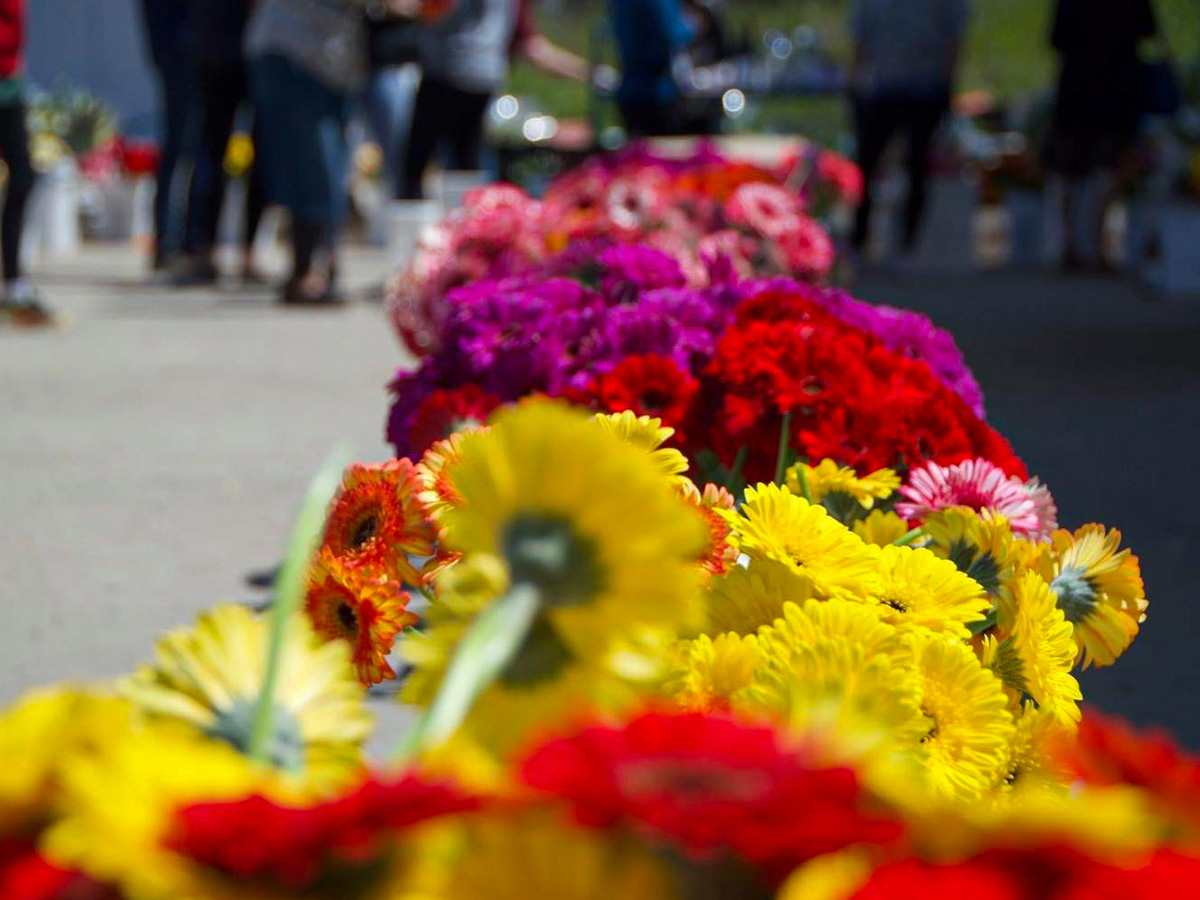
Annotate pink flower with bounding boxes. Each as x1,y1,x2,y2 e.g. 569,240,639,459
896,458,1058,541
774,216,835,282
724,183,804,239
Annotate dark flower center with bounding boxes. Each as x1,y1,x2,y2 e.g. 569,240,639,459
639,389,668,412
350,512,380,549
617,759,771,804
338,602,359,634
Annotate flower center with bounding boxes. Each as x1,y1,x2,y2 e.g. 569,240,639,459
639,389,668,412
882,598,908,613
1051,567,1098,624
502,514,604,607
207,698,305,772
617,759,771,804
337,601,359,635
349,511,380,549
500,614,574,686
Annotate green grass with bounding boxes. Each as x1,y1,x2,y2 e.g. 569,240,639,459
503,0,1200,145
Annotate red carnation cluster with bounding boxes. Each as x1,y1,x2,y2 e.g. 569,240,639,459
519,711,902,879
169,775,477,892
703,292,1025,483
0,839,114,900
406,385,502,457
569,354,700,442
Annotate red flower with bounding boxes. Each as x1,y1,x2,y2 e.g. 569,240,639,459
519,711,902,877
169,775,478,892
0,839,114,900
1053,710,1200,834
844,848,1200,900
407,385,501,457
577,354,699,440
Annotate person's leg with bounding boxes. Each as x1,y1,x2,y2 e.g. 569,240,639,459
178,63,239,280
153,57,197,266
399,76,444,199
0,102,36,287
446,88,493,171
851,95,894,253
241,126,268,279
900,94,948,251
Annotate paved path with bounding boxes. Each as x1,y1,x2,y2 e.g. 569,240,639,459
1,244,409,705
3,248,1198,748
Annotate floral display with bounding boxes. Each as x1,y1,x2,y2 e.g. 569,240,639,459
386,143,860,354
1,146,1186,900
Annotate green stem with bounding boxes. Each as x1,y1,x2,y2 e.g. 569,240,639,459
727,445,748,492
773,411,793,487
394,584,541,761
248,444,353,764
893,527,925,547
969,607,1000,636
794,461,813,503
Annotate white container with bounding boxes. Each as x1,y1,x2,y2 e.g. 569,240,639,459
24,159,81,262
384,199,441,267
437,169,488,214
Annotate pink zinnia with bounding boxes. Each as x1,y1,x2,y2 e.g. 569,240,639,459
896,458,1057,541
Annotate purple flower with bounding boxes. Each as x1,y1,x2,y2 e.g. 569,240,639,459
596,244,686,302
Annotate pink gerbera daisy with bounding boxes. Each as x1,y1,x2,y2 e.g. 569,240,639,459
724,182,804,239
896,458,1058,541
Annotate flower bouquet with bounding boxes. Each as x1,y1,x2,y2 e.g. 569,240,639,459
3,145,1192,899
386,143,854,355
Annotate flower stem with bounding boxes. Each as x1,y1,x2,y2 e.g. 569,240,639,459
893,527,925,547
773,411,793,487
793,461,813,503
248,445,352,764
394,583,541,761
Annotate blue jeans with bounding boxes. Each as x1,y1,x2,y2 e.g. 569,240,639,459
250,54,352,256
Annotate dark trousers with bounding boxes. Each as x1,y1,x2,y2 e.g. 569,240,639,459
852,92,949,252
0,101,35,282
184,60,266,256
145,42,195,263
400,76,491,200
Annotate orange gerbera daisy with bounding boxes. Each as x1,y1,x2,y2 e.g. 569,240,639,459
680,481,738,578
304,549,416,685
415,431,479,520
322,459,438,586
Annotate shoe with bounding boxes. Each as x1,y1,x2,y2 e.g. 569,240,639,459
245,563,281,590
166,256,219,287
280,278,347,306
1,296,60,328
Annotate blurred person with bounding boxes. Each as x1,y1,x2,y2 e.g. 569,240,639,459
848,0,968,258
246,0,377,305
1045,0,1158,270
138,0,195,271
0,0,52,326
609,0,696,138
171,0,267,286
399,0,589,200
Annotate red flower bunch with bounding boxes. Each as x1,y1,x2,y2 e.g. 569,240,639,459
519,711,902,878
168,775,478,893
0,839,114,900
704,292,1025,482
840,848,1200,900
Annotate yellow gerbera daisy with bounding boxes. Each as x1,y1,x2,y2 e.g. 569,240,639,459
0,688,132,831
852,510,911,547
748,599,927,752
786,459,900,510
438,399,707,672
667,632,760,713
725,483,880,601
873,545,990,639
922,506,1016,601
42,725,280,900
702,557,814,636
906,630,1015,801
400,619,646,758
1035,524,1147,668
591,410,690,480
120,604,371,783
986,572,1082,727
993,706,1072,797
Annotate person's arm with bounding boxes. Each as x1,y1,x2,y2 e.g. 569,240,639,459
511,0,589,82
